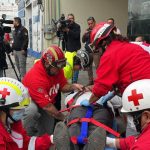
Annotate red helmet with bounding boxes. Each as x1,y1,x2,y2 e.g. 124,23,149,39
90,22,116,48
42,45,66,68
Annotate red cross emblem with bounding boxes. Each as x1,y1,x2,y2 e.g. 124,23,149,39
128,89,143,106
0,88,10,99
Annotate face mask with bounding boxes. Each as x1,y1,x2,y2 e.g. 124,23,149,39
8,109,25,123
11,109,25,122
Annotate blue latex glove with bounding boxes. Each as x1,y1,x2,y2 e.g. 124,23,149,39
97,91,115,105
80,99,90,106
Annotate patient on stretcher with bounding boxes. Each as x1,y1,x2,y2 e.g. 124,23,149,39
53,91,119,150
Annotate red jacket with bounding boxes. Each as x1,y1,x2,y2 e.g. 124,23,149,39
0,121,52,150
23,60,67,108
120,123,150,150
93,40,150,97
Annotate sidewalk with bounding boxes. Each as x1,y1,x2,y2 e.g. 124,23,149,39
5,54,35,80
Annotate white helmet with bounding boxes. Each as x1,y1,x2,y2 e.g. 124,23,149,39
121,79,150,113
65,91,92,107
76,50,93,69
0,77,31,110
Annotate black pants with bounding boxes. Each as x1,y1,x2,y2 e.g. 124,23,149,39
67,105,114,150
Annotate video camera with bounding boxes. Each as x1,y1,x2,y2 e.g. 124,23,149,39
52,14,71,50
56,14,71,31
0,14,13,42
52,14,71,36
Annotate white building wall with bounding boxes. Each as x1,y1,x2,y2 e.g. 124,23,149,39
32,4,41,52
24,0,128,55
0,1,18,19
60,0,128,37
25,3,32,48
24,0,43,53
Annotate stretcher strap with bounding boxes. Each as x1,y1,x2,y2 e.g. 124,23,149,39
67,98,74,106
77,106,93,144
59,105,80,113
66,91,84,107
68,118,120,138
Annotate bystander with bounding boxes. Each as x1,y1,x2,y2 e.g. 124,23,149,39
12,17,28,80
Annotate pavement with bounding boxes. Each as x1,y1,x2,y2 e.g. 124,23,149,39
5,54,35,80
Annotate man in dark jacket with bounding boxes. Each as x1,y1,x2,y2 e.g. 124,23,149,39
63,13,81,83
12,17,28,80
64,14,81,52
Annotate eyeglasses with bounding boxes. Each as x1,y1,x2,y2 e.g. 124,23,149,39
51,59,67,69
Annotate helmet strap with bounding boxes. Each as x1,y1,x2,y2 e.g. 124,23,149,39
3,108,16,133
132,112,142,133
101,45,106,55
3,108,11,133
42,59,54,75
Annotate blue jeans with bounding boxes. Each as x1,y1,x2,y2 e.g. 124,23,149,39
72,70,79,83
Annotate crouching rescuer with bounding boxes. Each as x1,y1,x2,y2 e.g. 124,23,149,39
22,45,84,136
0,77,56,150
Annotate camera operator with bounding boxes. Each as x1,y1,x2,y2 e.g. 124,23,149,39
82,17,101,85
12,17,28,80
58,13,81,83
0,34,12,77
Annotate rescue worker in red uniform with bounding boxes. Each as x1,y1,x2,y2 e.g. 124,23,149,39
80,22,150,105
0,77,54,150
22,45,84,136
106,79,150,150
